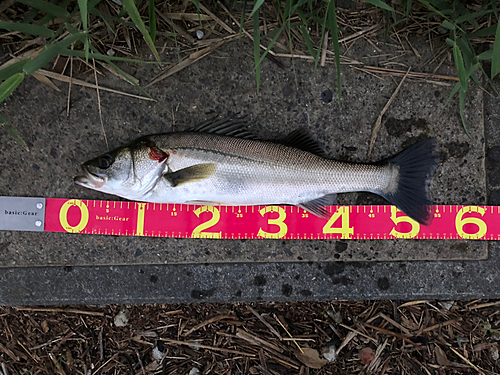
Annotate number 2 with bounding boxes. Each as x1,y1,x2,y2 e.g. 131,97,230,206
191,206,221,238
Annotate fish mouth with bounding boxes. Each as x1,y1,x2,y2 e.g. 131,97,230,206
74,165,106,188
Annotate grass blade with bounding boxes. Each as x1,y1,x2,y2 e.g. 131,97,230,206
297,9,317,59
364,0,395,12
0,60,29,82
0,21,55,37
249,0,265,18
478,50,493,60
445,81,461,106
0,73,25,104
149,0,156,41
0,115,29,152
459,89,469,136
85,43,154,100
17,0,69,18
23,33,83,75
441,20,455,30
402,0,412,16
492,21,500,79
255,0,310,68
239,0,247,35
326,0,341,104
469,25,497,38
62,49,157,64
453,44,468,92
455,10,493,24
122,0,161,63
190,0,201,13
253,8,260,92
77,0,89,63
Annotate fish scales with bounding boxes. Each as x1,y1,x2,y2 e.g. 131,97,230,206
148,133,393,205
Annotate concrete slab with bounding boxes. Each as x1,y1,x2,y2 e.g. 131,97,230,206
0,32,496,304
0,38,487,271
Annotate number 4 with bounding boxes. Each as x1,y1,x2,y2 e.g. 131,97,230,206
322,207,353,239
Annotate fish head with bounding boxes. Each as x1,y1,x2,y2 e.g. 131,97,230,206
74,138,169,198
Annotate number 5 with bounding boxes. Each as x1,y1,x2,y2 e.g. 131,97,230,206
389,206,420,239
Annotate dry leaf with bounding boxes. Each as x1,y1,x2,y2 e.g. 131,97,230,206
435,345,449,366
359,347,375,365
295,348,328,369
41,320,49,333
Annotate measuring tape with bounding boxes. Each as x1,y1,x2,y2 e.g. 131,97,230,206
0,197,494,240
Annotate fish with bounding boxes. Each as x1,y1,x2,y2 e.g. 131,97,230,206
74,117,440,225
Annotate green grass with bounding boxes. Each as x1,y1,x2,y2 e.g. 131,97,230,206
0,0,499,148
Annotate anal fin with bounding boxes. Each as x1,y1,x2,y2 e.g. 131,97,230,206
164,163,217,187
298,193,337,219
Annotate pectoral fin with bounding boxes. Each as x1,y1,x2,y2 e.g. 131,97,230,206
163,163,217,187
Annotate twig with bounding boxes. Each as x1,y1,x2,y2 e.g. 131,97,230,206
274,314,303,353
247,306,283,340
339,324,378,344
320,31,329,67
161,338,255,356
36,70,154,101
367,67,411,158
364,323,422,348
93,58,108,149
236,329,283,352
136,350,146,375
67,55,72,116
468,301,500,310
15,307,105,316
379,312,411,335
147,41,224,87
449,347,485,374
183,314,235,336
421,319,461,333
218,2,276,56
99,326,104,361
198,3,235,34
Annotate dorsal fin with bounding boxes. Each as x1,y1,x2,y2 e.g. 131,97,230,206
281,128,327,156
187,115,257,139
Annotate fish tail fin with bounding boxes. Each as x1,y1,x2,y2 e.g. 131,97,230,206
380,139,440,225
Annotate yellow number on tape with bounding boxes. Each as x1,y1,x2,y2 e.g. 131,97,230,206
322,206,353,239
136,203,146,236
455,206,487,239
258,206,287,239
389,206,420,239
59,199,89,233
191,206,222,239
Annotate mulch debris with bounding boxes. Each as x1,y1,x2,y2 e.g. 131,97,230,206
1,300,500,374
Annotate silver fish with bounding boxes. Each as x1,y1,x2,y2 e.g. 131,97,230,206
74,118,440,224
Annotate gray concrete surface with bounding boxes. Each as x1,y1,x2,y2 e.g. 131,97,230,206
0,32,496,304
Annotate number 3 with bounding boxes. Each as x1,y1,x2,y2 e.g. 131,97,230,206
258,206,287,239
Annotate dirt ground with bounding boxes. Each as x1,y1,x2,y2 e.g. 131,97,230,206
1,300,500,374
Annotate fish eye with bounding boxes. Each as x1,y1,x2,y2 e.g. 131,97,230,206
98,154,114,169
